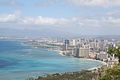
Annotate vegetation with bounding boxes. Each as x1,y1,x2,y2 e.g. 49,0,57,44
28,70,99,80
28,64,120,80
99,64,120,80
107,45,120,63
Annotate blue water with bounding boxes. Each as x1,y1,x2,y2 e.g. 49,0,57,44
0,39,102,80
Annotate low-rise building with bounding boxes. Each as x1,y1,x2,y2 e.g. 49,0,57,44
97,51,108,61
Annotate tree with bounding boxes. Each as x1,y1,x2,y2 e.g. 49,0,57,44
108,46,120,63
114,46,120,63
99,65,120,80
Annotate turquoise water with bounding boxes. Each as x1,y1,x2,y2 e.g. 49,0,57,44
0,39,102,80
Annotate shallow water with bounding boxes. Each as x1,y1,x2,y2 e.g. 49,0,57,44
0,39,102,80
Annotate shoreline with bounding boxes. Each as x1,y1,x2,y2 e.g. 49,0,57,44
32,45,108,73
48,48,107,71
28,41,107,71
86,59,107,70
27,45,107,77
56,49,107,71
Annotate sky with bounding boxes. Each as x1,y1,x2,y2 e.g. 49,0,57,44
0,0,120,37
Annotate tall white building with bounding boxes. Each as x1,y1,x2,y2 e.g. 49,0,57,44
71,39,76,46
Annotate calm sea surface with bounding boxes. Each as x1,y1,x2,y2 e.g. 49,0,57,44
0,39,102,80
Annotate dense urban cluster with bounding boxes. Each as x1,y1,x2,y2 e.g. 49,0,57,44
60,38,119,61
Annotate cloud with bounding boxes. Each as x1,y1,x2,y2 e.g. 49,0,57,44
77,16,120,28
0,11,21,23
0,14,18,23
0,14,15,23
0,12,71,26
0,0,22,8
34,0,58,7
1,0,120,9
0,12,120,28
67,0,120,7
21,16,71,26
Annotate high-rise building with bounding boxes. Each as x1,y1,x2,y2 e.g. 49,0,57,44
65,40,69,45
71,39,76,46
73,47,79,57
64,39,70,50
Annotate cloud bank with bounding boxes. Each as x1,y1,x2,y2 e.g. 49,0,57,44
0,12,71,26
0,12,120,28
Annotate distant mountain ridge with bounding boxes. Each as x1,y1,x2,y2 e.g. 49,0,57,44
0,27,77,38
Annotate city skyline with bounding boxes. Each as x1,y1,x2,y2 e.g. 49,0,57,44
0,0,120,37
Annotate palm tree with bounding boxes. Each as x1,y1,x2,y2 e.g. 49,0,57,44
108,46,120,63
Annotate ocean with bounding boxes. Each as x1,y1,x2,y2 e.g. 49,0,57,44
0,39,103,80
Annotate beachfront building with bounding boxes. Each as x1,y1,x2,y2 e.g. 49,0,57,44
89,52,97,59
72,45,90,58
73,47,79,57
79,46,90,58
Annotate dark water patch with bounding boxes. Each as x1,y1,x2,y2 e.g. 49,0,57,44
0,58,18,68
